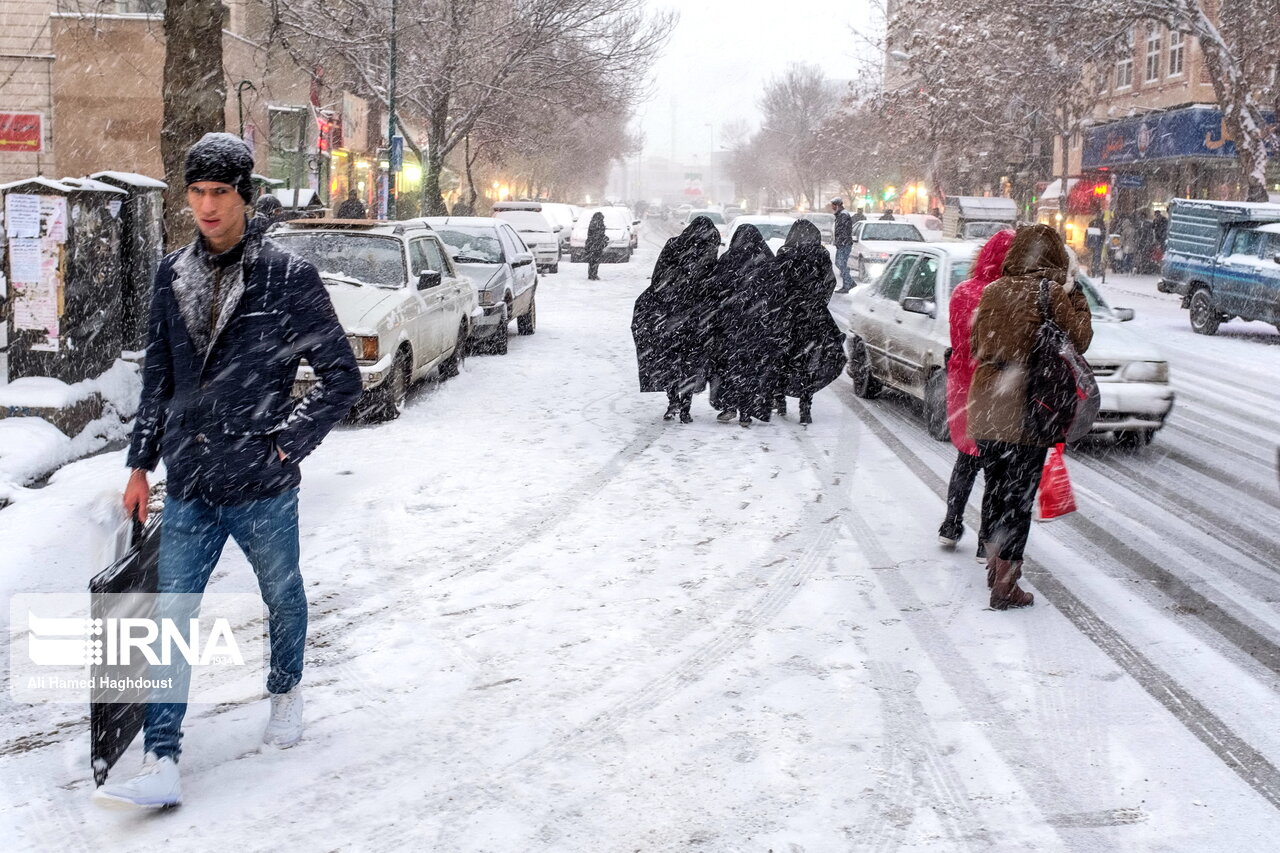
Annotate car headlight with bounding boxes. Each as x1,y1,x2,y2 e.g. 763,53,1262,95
349,335,378,362
477,290,495,307
1120,361,1168,383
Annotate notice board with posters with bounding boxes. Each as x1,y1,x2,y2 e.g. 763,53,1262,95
4,192,66,352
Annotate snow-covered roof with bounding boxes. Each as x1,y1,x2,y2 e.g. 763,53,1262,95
273,188,322,208
58,178,127,195
0,177,76,193
1039,178,1079,201
89,171,168,189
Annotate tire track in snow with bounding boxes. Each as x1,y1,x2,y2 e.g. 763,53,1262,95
831,380,1280,814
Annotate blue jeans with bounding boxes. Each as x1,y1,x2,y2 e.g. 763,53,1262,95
144,489,305,760
834,245,853,290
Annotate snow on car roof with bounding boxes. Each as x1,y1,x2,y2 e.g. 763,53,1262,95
918,241,980,258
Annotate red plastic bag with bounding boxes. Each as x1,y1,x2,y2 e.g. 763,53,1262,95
1037,443,1077,521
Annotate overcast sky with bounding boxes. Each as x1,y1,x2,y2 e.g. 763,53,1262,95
638,0,881,163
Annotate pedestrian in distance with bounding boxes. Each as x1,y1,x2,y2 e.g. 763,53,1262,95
1086,211,1106,275
830,197,855,293
1152,208,1169,249
938,228,1017,557
254,193,286,226
584,211,608,281
706,224,785,427
632,215,721,423
968,224,1092,610
335,189,367,219
773,219,847,425
851,207,867,226
880,208,895,221
98,132,361,809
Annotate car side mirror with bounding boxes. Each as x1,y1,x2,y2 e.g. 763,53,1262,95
513,252,534,266
902,296,935,317
418,270,441,290
553,224,563,233
1113,306,1135,321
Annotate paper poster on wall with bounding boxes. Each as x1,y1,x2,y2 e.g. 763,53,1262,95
8,237,41,282
12,276,59,339
5,194,40,238
41,196,67,242
107,199,122,219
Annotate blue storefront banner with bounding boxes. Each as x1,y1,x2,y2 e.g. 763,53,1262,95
1083,105,1277,169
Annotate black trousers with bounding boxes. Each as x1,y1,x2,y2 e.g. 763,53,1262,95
976,440,1048,562
666,387,692,414
944,450,984,529
587,262,600,280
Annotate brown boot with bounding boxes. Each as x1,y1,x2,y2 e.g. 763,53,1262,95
989,557,1034,610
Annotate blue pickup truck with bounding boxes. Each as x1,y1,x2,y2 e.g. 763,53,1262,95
1158,198,1280,335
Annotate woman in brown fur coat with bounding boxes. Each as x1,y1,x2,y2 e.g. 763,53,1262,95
968,224,1092,609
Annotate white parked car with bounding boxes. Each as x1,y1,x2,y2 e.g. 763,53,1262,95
683,208,729,243
419,216,538,356
849,219,926,283
844,242,1174,446
726,215,797,254
271,220,477,421
493,204,562,273
538,202,578,253
570,206,636,262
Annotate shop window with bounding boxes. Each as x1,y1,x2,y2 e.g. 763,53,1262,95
1115,28,1135,90
1145,27,1162,83
1168,31,1185,77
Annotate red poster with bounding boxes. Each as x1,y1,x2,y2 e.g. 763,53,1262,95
0,113,43,153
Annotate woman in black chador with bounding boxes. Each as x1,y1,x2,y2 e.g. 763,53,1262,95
707,225,785,427
583,211,608,280
774,219,847,424
631,216,721,422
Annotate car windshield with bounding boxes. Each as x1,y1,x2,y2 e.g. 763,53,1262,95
963,221,1009,241
1073,273,1108,315
863,223,924,241
498,211,553,232
434,227,503,263
738,222,790,241
272,232,407,287
802,213,834,226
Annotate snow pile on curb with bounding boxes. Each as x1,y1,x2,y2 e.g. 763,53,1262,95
0,360,142,505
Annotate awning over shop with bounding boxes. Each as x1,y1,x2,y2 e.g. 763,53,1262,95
1082,104,1278,169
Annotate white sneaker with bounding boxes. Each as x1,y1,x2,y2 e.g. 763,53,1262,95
93,752,181,809
262,685,304,748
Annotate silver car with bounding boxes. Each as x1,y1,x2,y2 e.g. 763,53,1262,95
845,242,1174,446
421,217,538,356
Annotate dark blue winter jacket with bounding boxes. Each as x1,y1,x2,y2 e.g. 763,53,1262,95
127,221,361,505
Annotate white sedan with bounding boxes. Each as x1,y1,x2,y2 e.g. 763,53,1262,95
849,219,926,283
272,220,477,421
845,242,1175,445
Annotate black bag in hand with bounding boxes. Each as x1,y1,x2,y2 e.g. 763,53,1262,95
89,514,161,786
1024,278,1099,444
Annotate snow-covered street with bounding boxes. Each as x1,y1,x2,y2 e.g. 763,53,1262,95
3,221,1280,851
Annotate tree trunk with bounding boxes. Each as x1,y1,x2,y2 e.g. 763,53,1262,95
161,0,227,249
1192,8,1271,201
423,144,448,215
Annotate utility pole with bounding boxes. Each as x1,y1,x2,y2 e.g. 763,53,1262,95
386,0,398,218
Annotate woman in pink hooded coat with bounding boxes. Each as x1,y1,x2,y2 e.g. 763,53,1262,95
937,229,1016,555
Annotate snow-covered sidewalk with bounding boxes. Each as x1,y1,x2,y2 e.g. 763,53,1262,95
2,230,1278,851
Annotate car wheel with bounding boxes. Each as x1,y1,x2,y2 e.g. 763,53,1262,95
517,294,536,336
366,348,411,422
440,321,468,377
488,306,510,355
1115,428,1154,449
549,263,559,274
925,369,949,440
1188,288,1221,335
848,337,881,399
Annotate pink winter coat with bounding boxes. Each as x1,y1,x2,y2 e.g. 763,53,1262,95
946,229,1016,455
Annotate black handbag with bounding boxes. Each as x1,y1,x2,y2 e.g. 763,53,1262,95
88,513,161,786
1024,279,1099,444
